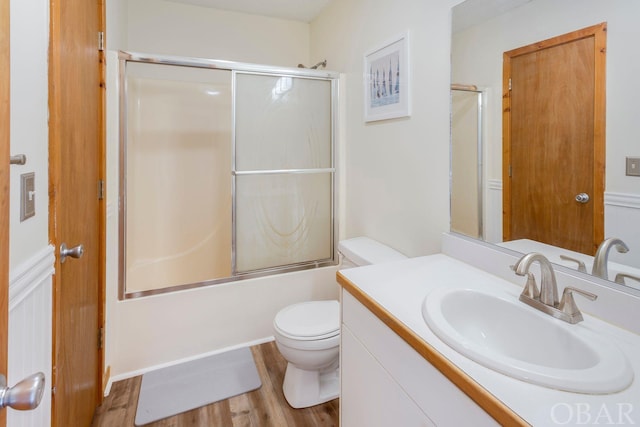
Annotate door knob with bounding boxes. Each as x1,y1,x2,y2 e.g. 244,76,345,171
0,372,45,411
60,243,84,263
575,193,590,203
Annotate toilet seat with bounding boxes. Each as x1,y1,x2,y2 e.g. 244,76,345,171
274,300,340,341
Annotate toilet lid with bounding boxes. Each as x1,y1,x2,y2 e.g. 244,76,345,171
274,300,340,340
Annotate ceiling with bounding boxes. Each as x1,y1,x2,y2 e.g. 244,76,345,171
163,0,332,22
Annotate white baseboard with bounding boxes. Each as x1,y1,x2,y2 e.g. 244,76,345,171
104,336,275,396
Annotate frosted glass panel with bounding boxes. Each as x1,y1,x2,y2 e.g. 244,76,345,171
235,73,332,171
235,173,332,272
125,63,232,292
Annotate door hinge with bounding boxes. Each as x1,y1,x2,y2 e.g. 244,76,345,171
509,164,513,177
508,78,512,91
98,180,104,200
98,31,104,51
98,327,104,349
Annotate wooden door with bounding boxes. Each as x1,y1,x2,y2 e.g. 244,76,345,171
49,1,104,425
0,0,9,426
502,23,606,255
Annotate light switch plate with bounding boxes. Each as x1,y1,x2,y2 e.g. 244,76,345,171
20,172,35,221
626,157,640,177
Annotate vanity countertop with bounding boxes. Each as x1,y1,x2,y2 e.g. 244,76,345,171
337,254,640,426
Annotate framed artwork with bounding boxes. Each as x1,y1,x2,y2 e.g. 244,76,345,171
364,32,410,122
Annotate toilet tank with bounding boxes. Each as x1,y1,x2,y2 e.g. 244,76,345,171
338,237,407,268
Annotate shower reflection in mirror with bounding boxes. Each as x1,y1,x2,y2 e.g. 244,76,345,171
450,84,484,241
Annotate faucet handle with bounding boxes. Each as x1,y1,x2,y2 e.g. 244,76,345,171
558,287,598,323
559,255,587,273
615,273,640,286
520,272,540,299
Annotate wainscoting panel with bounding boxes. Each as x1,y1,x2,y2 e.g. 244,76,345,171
485,179,503,244
605,192,640,269
7,245,54,427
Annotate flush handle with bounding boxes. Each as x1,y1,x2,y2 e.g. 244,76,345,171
575,193,590,204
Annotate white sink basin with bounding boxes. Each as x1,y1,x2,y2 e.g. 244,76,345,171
422,287,634,394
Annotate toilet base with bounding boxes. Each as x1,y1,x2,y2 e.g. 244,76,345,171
282,362,339,409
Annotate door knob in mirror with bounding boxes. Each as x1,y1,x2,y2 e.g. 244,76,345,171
575,193,590,203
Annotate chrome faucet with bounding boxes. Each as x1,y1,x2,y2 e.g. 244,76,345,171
513,252,597,324
514,252,558,306
592,237,629,279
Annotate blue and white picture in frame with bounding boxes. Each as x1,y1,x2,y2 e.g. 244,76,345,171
364,32,410,122
370,52,400,107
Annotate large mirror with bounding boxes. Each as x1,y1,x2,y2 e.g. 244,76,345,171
451,0,640,291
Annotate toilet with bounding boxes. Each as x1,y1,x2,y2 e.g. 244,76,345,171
273,237,407,408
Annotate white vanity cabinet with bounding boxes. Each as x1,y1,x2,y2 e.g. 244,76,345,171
340,290,499,427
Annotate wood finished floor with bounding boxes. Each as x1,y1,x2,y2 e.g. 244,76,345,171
91,341,339,427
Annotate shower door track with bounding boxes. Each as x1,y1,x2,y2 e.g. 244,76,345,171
119,51,339,79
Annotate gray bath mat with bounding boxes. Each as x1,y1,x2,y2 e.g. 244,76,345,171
135,347,262,425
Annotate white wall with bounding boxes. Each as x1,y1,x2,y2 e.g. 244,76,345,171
106,0,127,51
9,0,49,269
310,0,454,258
127,0,310,67
105,3,337,380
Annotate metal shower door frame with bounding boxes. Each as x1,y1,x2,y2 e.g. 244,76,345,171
118,51,340,299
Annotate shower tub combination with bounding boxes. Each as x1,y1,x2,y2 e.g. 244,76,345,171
118,52,340,298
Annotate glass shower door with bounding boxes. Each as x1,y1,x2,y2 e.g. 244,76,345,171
124,63,233,292
120,53,338,297
234,73,334,273
451,89,483,239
